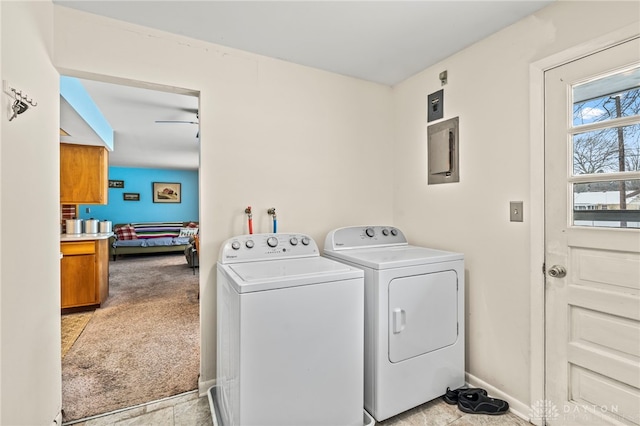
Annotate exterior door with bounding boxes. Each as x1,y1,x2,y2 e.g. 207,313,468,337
545,38,640,425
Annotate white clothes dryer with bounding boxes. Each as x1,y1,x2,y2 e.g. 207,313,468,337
213,233,365,426
324,226,465,422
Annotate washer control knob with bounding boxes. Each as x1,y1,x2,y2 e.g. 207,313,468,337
289,237,298,246
267,237,278,248
245,240,255,249
231,241,241,250
365,227,375,238
382,228,389,236
390,228,398,236
301,237,311,246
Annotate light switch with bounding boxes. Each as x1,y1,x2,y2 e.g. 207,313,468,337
510,201,523,222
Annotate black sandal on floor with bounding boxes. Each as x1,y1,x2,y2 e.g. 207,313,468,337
457,389,509,415
443,387,487,405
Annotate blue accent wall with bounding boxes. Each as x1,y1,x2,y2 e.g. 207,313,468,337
79,167,199,225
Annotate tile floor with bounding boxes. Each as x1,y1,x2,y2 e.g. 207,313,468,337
379,398,532,426
66,391,212,426
66,390,532,426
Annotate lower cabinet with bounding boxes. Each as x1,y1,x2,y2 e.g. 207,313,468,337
61,239,109,309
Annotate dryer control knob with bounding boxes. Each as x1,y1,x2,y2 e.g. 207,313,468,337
301,237,310,246
267,237,278,248
245,240,255,249
289,237,298,246
390,228,398,236
382,228,389,236
365,227,375,238
231,241,241,250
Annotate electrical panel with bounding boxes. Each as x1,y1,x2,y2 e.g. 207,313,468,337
428,117,459,185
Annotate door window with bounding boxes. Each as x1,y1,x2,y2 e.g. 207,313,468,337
571,66,640,228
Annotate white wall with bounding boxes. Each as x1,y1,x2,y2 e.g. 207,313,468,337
53,5,394,390
392,0,639,409
3,1,638,424
0,2,61,424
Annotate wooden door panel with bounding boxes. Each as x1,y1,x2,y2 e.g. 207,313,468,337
570,366,639,423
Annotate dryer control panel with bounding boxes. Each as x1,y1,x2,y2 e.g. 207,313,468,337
219,233,319,264
325,226,408,250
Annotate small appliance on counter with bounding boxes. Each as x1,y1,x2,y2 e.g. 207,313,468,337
84,219,99,234
99,220,112,233
65,219,83,234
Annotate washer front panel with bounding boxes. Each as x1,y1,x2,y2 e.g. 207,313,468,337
219,233,319,264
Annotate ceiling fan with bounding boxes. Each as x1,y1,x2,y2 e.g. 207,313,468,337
155,108,199,138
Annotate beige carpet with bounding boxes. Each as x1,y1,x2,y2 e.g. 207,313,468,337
62,253,200,422
61,312,94,358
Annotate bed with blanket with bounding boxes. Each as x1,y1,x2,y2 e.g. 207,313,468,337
109,221,198,260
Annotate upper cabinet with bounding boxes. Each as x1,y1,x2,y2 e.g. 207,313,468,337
60,143,108,204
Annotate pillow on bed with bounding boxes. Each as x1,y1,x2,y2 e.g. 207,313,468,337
115,224,138,240
179,227,199,237
132,222,182,239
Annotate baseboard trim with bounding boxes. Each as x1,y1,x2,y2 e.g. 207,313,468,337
51,410,62,425
199,377,217,397
466,373,531,422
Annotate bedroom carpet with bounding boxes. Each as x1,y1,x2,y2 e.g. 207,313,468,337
62,254,200,423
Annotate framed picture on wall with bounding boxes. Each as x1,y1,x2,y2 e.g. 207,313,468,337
109,179,125,188
123,193,140,201
153,182,181,203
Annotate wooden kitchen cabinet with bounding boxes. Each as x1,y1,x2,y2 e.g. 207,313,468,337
60,143,108,204
61,239,109,309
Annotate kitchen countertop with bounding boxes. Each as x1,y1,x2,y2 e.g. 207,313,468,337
60,232,114,242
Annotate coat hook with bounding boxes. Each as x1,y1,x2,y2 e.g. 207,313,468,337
7,86,37,121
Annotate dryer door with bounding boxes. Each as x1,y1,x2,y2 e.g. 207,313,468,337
388,270,458,363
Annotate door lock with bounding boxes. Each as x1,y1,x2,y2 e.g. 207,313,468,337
547,265,567,278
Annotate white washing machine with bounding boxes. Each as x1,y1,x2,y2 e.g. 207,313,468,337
324,226,465,422
213,233,365,426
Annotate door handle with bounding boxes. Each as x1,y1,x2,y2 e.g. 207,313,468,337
392,308,406,334
547,265,567,278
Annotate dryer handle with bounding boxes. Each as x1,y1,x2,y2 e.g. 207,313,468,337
392,308,406,334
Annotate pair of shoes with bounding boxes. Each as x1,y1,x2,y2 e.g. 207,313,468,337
443,387,487,405
457,389,509,415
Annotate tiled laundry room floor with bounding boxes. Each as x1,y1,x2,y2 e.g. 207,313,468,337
67,390,532,426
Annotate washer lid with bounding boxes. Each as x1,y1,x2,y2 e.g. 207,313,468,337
222,256,363,293
325,245,463,270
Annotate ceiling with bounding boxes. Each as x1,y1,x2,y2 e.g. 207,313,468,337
56,0,554,170
61,80,200,170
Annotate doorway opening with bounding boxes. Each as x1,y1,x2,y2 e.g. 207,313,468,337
59,74,202,423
